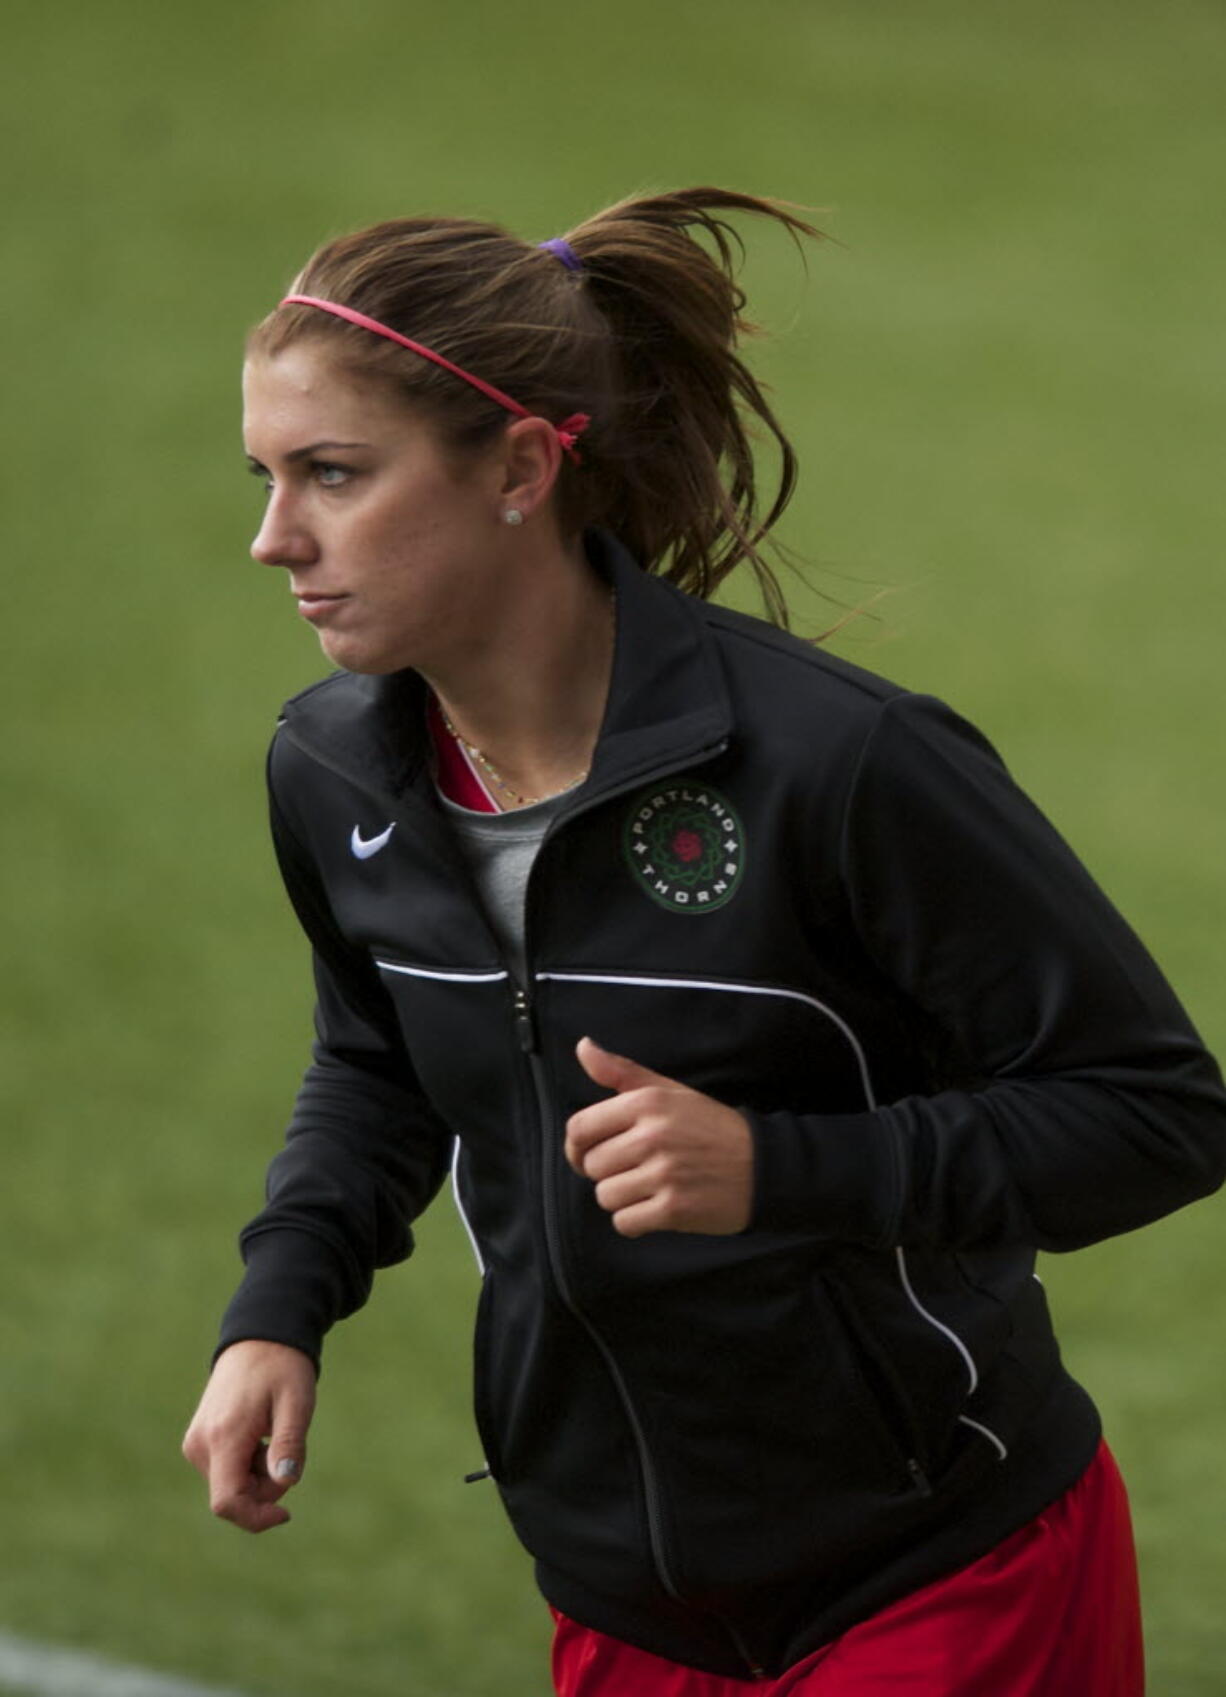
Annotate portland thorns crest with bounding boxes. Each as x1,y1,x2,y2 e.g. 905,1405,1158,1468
622,783,745,913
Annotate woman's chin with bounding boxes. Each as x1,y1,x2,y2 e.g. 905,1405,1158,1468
315,632,409,676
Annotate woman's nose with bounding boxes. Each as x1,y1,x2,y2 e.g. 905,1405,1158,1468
250,490,318,568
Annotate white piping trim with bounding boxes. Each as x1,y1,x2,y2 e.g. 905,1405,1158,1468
375,960,509,983
449,1137,485,1275
536,970,877,1109
958,1415,1009,1462
895,1246,979,1395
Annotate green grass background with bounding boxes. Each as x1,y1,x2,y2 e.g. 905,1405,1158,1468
3,1,1225,1692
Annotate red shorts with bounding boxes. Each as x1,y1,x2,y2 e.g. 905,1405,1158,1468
551,1440,1142,1695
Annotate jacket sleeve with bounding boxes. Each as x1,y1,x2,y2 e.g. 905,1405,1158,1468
216,771,454,1369
749,692,1226,1251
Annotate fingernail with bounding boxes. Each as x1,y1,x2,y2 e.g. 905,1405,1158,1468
275,1457,300,1480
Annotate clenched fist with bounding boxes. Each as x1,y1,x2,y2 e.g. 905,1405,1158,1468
565,1037,754,1236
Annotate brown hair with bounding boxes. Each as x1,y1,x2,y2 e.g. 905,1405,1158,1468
249,187,824,625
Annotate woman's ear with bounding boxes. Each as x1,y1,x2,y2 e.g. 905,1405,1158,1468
499,415,563,521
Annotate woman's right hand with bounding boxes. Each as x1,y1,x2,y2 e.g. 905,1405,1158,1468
182,1339,317,1532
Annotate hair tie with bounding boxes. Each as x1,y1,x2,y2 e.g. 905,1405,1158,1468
538,237,583,274
555,413,592,457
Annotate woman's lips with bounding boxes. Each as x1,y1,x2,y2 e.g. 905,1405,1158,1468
294,592,349,622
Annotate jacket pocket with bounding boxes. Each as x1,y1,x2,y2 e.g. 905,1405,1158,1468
471,1271,505,1482
815,1271,933,1490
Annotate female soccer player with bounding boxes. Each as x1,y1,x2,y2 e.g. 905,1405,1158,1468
183,188,1226,1694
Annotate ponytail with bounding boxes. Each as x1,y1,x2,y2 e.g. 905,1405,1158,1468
252,187,824,625
562,188,823,623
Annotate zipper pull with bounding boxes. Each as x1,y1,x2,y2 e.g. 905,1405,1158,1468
906,1457,933,1497
463,1466,492,1484
512,986,537,1053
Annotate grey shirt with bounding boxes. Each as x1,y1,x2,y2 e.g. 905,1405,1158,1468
439,790,569,984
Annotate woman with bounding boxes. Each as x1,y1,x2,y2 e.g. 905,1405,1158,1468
183,188,1226,1694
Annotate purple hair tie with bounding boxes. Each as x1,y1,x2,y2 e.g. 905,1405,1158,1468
538,237,583,273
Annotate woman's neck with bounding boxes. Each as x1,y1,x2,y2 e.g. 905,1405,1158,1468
423,539,616,809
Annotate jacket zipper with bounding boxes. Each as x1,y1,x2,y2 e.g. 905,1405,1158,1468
513,749,734,1607
513,982,686,1601
519,746,784,1683
516,982,770,1679
517,741,775,1677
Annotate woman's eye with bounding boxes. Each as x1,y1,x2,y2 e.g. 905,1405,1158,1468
313,463,351,487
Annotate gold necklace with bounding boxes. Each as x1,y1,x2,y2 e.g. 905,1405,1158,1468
440,709,589,810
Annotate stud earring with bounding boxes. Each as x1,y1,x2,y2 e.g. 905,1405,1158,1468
503,507,524,527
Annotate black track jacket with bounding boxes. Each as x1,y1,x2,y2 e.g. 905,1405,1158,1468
219,530,1226,1678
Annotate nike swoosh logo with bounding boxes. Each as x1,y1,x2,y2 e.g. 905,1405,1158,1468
350,822,396,860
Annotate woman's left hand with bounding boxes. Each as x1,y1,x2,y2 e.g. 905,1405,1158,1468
565,1037,753,1236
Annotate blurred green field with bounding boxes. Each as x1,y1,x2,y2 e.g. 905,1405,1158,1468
3,1,1224,1692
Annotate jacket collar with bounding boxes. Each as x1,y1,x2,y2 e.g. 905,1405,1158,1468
277,529,734,806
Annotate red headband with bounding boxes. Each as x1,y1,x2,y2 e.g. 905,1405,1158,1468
279,294,591,464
